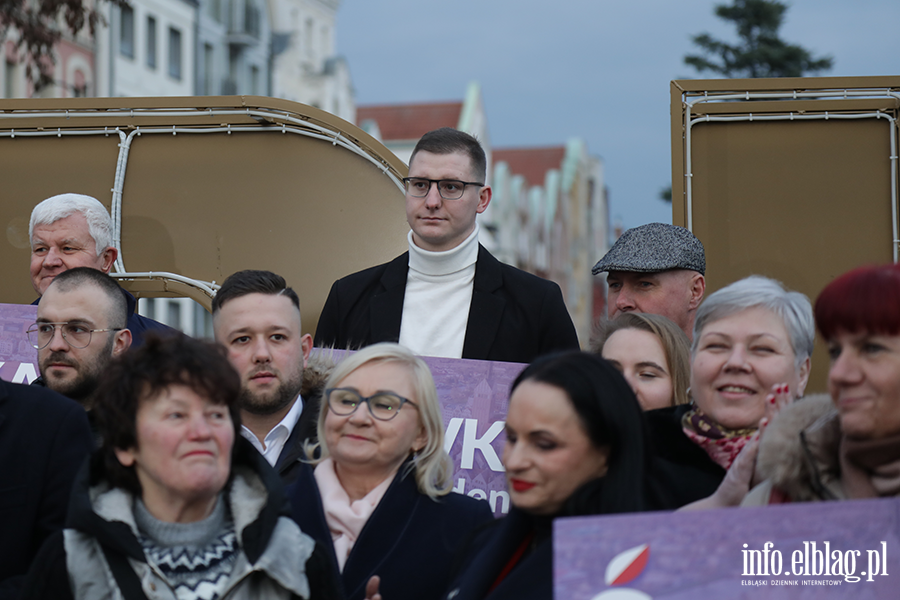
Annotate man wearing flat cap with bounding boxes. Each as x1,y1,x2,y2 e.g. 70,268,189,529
592,222,705,339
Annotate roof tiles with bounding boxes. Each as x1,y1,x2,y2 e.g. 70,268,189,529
493,146,566,187
356,102,463,141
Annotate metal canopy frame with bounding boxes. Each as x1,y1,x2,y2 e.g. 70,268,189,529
669,75,900,393
672,77,900,261
0,96,409,328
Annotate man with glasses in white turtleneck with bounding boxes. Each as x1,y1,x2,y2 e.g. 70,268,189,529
315,127,579,362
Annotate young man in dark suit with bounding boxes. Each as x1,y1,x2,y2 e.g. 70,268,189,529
316,127,579,363
213,270,317,485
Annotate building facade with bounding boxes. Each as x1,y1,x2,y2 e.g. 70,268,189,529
96,0,198,97
268,0,354,122
2,21,97,99
196,0,271,96
357,81,489,169
492,142,608,345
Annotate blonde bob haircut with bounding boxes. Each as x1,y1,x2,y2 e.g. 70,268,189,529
305,343,454,499
593,312,692,407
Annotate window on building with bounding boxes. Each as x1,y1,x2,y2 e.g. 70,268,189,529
250,65,259,94
229,46,238,82
120,5,135,58
146,16,157,69
203,43,214,95
168,27,182,80
245,0,260,37
4,60,16,98
166,301,182,331
305,18,314,57
72,69,86,97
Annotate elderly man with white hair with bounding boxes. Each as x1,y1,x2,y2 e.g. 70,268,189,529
29,193,172,346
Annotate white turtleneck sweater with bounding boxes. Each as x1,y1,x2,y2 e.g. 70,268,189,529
398,224,479,358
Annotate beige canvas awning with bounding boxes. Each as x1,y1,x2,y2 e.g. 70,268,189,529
0,95,410,335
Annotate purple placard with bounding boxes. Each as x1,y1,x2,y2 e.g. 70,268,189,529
0,303,39,383
313,348,523,517
555,498,900,599
423,355,524,517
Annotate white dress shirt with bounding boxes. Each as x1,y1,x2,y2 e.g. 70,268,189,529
240,394,304,466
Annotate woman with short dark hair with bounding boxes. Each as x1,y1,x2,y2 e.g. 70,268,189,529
21,333,339,600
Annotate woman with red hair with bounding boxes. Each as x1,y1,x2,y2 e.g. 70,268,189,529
744,263,900,504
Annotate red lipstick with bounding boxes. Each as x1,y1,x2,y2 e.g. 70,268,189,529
510,479,536,492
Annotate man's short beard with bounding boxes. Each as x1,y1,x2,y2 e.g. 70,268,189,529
40,335,114,409
240,372,304,416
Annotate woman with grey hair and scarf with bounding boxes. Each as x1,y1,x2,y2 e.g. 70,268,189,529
645,275,814,510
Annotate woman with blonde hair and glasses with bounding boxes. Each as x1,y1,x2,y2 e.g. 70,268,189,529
287,343,492,600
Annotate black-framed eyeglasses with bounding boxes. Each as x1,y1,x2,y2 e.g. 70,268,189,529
26,322,123,350
325,388,418,421
402,177,484,200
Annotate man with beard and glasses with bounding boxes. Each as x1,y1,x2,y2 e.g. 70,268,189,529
33,267,132,417
213,270,316,485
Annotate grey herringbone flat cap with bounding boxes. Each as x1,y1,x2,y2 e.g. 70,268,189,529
592,223,705,275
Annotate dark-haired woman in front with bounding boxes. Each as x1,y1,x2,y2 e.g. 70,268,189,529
20,333,339,600
441,351,648,600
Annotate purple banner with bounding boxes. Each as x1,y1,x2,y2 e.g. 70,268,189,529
2,319,521,516
555,498,900,599
0,303,38,384
423,355,524,517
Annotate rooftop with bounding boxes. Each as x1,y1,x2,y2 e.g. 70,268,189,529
357,101,463,141
493,146,566,187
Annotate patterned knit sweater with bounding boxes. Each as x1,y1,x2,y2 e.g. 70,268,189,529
134,497,239,600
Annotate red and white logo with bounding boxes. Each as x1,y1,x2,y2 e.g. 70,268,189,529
590,544,652,600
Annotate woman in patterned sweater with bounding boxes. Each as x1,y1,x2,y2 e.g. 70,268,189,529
20,333,340,600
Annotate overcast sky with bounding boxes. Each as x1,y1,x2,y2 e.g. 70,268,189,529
336,0,899,231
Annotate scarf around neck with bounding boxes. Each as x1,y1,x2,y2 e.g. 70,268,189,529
840,432,900,499
314,457,395,571
682,407,756,470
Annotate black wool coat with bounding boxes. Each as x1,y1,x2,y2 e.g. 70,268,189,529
314,245,580,363
0,380,93,600
441,507,552,600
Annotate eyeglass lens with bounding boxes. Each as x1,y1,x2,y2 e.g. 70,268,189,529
27,323,93,349
328,389,405,420
405,178,467,200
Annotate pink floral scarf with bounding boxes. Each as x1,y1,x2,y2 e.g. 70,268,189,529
682,407,756,470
